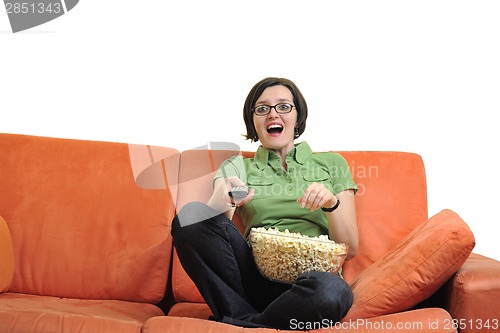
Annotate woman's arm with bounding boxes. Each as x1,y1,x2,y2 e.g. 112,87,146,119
324,190,358,260
297,185,358,260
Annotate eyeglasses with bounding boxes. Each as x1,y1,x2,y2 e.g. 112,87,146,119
252,103,295,116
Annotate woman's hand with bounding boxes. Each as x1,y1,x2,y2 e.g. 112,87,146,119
224,176,254,207
208,176,254,218
298,184,358,259
297,182,337,211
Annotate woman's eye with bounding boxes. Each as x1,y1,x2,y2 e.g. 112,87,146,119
277,104,290,111
255,106,268,113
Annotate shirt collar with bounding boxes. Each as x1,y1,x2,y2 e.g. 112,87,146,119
254,141,313,170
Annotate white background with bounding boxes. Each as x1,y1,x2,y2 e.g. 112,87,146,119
1,1,499,260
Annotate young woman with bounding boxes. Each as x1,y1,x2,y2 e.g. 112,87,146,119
171,77,358,329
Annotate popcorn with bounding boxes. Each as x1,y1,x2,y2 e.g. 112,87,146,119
248,227,347,283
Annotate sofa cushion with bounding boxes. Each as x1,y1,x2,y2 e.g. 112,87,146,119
441,253,500,333
0,133,178,303
168,302,212,320
172,149,243,303
338,151,428,282
343,209,475,320
0,292,164,333
147,308,455,333
0,215,14,293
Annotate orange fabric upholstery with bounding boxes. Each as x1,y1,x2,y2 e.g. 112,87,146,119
2,133,499,333
128,143,180,197
0,215,14,293
175,149,242,210
338,151,428,282
168,302,213,320
0,133,179,332
0,292,164,333
343,209,475,321
146,308,456,333
0,133,176,302
440,253,500,333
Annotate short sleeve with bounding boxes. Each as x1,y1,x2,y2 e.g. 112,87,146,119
214,155,247,185
328,153,358,195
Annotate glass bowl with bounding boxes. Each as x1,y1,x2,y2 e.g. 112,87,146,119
248,227,348,284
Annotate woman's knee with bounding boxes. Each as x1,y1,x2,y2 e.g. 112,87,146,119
321,273,353,319
172,202,209,238
173,201,218,230
171,201,230,241
296,271,353,319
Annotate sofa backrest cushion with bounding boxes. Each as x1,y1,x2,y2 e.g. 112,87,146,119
339,151,428,282
0,133,178,303
0,215,14,293
172,149,429,303
172,149,243,303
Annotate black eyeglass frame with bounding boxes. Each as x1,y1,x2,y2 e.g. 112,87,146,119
252,103,295,116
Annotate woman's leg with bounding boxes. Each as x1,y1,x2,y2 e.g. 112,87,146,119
171,201,288,324
256,271,353,329
172,202,353,329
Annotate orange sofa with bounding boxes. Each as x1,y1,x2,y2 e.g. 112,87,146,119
1,133,499,333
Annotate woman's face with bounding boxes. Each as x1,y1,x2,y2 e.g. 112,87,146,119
253,85,297,155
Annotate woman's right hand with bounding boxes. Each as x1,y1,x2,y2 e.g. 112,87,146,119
208,176,254,216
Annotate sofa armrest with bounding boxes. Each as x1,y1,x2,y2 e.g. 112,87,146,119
0,215,15,293
441,253,500,333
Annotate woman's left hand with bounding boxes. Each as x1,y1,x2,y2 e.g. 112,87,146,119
297,182,337,211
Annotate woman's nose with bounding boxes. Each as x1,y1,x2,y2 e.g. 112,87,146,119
267,107,280,117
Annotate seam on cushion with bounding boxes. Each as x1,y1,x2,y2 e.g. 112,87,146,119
454,272,465,286
172,250,181,302
352,228,473,310
157,223,172,303
401,243,473,300
351,237,454,309
159,151,178,304
359,242,473,311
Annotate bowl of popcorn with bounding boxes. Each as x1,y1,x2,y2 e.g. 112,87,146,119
248,227,348,283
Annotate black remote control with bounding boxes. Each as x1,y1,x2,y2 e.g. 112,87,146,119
229,186,249,201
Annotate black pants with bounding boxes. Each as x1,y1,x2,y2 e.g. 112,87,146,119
171,202,353,329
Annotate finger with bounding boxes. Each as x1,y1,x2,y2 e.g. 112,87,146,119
299,183,317,208
214,178,234,203
225,177,246,205
299,191,313,208
308,188,330,210
230,188,254,208
306,183,326,209
310,190,328,210
237,188,254,206
227,176,245,188
304,189,320,209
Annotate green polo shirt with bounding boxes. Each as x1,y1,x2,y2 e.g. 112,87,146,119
215,142,357,239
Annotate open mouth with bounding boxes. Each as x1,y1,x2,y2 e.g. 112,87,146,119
267,124,283,134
